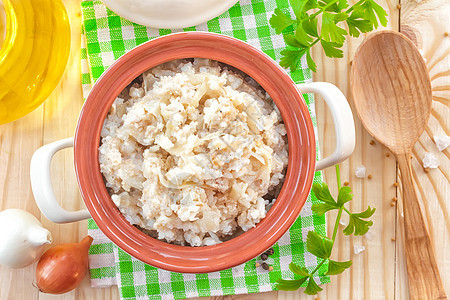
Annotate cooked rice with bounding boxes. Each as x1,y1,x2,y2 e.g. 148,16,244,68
99,58,288,246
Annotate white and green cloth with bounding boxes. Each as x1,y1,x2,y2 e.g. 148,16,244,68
80,0,329,299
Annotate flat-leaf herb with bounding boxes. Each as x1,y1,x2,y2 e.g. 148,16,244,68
275,165,375,296
269,0,388,71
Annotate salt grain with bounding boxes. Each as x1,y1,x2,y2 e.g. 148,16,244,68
339,219,347,226
364,230,374,241
434,135,450,151
355,166,366,178
354,245,366,254
422,152,440,169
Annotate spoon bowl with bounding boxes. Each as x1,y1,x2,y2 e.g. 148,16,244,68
352,31,431,154
352,31,446,300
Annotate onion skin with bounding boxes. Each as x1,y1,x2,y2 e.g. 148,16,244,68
36,235,93,294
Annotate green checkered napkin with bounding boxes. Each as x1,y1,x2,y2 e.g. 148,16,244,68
81,0,329,299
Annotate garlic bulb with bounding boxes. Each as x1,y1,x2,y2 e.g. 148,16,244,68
0,209,52,268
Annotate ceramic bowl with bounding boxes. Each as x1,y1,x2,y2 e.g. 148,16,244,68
100,0,239,29
31,32,355,273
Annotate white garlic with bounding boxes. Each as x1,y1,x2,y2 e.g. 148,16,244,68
0,209,52,268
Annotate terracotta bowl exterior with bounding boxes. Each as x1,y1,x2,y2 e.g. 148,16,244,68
74,32,316,273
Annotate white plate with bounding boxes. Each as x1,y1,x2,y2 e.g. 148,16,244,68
101,0,240,29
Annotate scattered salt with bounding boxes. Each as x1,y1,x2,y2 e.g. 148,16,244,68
354,245,366,254
364,230,374,241
434,135,450,151
339,219,347,226
401,212,404,218
355,166,366,178
422,152,440,169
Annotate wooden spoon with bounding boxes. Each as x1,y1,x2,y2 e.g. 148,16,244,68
351,31,447,300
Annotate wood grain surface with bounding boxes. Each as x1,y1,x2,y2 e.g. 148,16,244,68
0,0,448,299
351,30,446,299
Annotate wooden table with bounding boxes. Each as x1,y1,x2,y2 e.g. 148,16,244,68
0,0,448,299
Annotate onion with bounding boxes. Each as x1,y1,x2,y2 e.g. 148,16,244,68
36,235,93,294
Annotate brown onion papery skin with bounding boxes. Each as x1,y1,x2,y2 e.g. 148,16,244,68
36,236,93,294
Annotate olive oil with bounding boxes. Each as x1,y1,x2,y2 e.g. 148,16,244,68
0,0,70,124
0,1,6,47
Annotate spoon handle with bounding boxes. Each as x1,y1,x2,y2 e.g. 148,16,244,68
397,154,447,300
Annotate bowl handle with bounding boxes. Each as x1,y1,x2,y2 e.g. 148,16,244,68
30,137,91,223
296,82,355,171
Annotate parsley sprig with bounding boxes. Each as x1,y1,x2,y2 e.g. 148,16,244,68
269,0,388,72
276,165,375,295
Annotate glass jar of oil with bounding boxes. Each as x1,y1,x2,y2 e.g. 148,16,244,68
0,0,70,125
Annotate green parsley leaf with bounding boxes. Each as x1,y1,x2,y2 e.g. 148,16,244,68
353,206,376,218
304,277,323,295
280,49,307,71
343,206,376,236
343,216,372,235
304,0,319,11
284,35,306,48
312,183,336,205
321,12,347,45
270,0,387,72
311,202,338,216
337,186,353,206
318,0,334,4
295,22,314,45
302,18,319,37
306,231,333,259
320,39,344,58
306,50,317,72
326,259,352,275
346,11,373,37
371,1,388,27
333,12,349,22
276,277,309,291
289,262,310,276
311,182,339,215
294,0,319,13
361,0,388,28
326,0,349,13
269,8,295,34
289,0,304,19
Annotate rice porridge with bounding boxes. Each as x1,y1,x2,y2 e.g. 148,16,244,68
99,59,288,246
